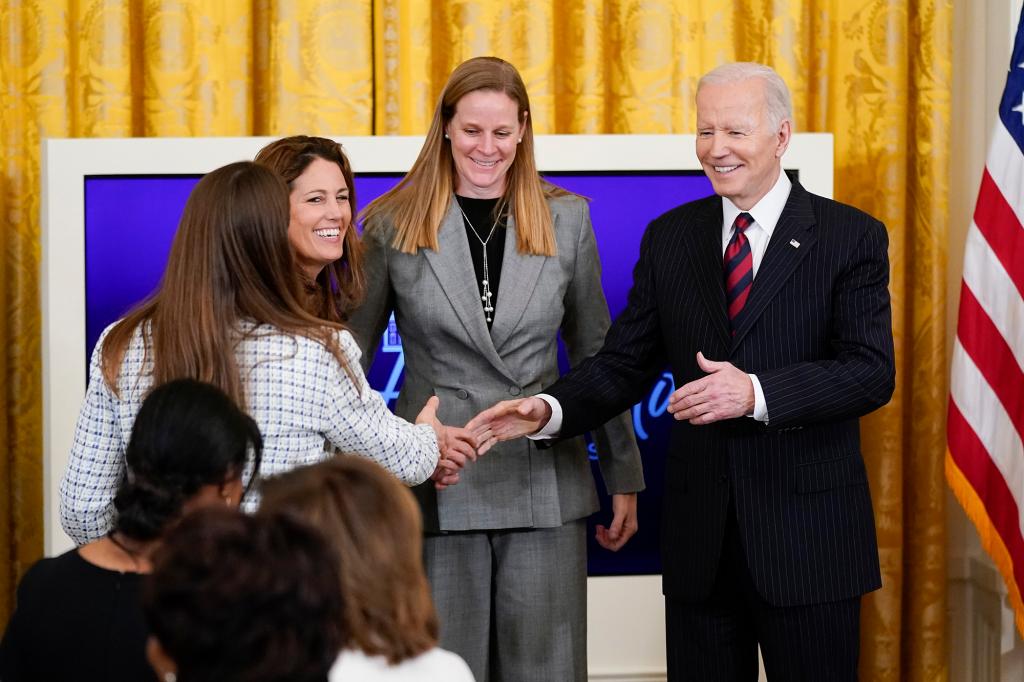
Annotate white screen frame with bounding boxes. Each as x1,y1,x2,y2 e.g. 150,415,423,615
42,134,832,678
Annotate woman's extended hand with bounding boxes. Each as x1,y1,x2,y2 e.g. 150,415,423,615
416,396,480,490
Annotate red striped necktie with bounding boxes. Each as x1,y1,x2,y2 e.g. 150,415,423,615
724,212,754,330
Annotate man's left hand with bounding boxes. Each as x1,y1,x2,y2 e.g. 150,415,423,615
667,352,754,424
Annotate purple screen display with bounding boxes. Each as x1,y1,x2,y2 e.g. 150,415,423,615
84,170,715,575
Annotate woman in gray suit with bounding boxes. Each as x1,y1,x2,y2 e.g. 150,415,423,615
349,56,644,682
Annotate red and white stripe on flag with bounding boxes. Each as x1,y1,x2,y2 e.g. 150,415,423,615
947,7,1024,638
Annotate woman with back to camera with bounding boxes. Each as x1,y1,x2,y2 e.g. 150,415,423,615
0,379,262,681
259,455,474,682
144,507,346,682
349,56,645,681
60,161,474,546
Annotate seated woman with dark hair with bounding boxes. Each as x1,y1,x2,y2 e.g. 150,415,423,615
0,379,262,682
259,456,474,681
143,507,345,682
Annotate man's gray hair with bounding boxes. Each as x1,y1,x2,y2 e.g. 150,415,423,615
697,62,793,131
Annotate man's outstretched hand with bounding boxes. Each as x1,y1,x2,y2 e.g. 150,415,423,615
466,396,553,455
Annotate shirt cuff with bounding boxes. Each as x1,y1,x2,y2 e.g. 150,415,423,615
527,393,563,439
749,374,768,423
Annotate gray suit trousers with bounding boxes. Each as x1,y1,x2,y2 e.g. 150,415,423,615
424,520,587,682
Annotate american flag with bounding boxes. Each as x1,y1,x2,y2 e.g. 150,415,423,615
947,8,1024,638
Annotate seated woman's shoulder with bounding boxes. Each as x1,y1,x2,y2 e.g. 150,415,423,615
12,550,93,604
426,647,475,679
399,647,475,679
328,647,474,681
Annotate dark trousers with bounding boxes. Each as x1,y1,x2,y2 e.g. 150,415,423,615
665,499,861,681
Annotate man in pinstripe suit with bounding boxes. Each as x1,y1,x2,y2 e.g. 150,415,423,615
470,62,895,680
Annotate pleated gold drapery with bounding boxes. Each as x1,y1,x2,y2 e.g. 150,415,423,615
2,1,950,678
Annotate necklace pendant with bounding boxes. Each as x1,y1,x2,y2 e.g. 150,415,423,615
457,198,505,327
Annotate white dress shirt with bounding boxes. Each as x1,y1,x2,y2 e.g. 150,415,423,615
723,169,792,422
534,170,793,437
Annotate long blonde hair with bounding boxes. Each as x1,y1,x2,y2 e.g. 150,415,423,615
100,162,354,407
361,56,569,256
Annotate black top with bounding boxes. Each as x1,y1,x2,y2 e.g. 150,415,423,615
0,549,152,681
455,195,507,327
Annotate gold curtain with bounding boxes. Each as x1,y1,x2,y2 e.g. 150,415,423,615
2,1,950,678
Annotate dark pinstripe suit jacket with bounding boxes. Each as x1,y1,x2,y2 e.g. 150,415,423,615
548,180,895,607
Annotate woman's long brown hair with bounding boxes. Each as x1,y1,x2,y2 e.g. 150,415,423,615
258,456,439,664
254,135,365,322
100,161,354,407
360,56,571,256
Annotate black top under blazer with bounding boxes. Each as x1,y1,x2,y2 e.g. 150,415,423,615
547,180,895,607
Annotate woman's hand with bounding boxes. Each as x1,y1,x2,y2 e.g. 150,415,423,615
595,493,638,551
430,458,461,490
416,396,480,490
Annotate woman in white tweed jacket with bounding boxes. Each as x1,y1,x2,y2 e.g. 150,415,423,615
60,161,473,545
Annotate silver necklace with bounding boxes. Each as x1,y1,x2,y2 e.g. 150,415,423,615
456,199,504,323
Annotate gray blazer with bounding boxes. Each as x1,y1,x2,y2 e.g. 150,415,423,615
349,195,644,532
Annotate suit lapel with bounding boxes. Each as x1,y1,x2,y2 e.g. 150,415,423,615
422,202,516,381
683,199,732,349
730,181,818,348
490,214,545,353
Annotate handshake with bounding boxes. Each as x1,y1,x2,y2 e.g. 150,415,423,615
413,395,638,552
414,396,553,490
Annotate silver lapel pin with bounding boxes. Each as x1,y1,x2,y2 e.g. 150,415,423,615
789,239,801,248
